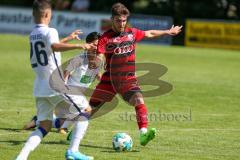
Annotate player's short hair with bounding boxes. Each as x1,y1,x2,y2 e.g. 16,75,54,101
32,0,51,18
111,3,130,17
86,32,101,43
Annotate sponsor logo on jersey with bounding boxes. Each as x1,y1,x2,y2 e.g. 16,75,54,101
113,44,134,54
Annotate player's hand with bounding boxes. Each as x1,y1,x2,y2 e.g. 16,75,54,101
80,43,97,51
63,71,70,83
96,73,102,81
168,25,183,36
69,29,82,40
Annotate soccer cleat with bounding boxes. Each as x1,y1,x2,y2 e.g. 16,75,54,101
140,128,156,146
23,115,37,130
65,150,94,160
59,128,69,135
66,130,73,141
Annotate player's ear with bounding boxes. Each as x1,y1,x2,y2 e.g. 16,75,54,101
44,11,48,18
45,9,51,18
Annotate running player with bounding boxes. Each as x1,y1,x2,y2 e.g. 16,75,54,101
89,2,182,146
15,0,95,160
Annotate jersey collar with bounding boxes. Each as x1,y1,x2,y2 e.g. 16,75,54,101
35,24,48,28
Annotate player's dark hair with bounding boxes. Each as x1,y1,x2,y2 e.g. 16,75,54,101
111,3,130,17
32,0,51,18
86,32,101,43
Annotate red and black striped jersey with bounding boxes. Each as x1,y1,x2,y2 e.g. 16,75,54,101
97,27,145,80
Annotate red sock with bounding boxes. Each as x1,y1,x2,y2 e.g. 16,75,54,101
135,104,148,129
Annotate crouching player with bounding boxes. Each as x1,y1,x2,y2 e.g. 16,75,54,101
59,31,102,160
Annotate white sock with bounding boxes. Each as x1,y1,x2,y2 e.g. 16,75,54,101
17,129,43,159
140,127,148,134
61,120,74,129
69,116,88,152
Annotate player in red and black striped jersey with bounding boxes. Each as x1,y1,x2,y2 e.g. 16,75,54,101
89,2,182,146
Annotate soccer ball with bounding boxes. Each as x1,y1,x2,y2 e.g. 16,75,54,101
112,133,133,152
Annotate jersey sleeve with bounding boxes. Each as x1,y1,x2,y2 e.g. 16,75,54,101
46,28,59,48
132,28,145,42
65,54,83,72
97,36,106,54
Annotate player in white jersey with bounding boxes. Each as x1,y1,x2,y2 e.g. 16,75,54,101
23,32,102,160
16,0,95,160
57,32,102,124
55,32,102,160
23,45,102,132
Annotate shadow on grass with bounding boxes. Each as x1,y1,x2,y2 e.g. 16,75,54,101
0,127,22,132
0,139,115,151
0,127,63,134
101,150,140,153
0,140,69,146
0,140,24,145
0,128,132,151
81,144,112,150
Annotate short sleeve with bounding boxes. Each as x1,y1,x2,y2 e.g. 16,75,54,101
65,54,83,72
132,28,145,42
97,36,106,54
46,28,59,48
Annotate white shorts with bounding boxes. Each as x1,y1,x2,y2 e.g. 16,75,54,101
55,94,89,119
36,95,65,122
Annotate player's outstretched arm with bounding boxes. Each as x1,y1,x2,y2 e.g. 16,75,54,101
51,43,96,52
60,29,82,43
144,25,183,38
63,70,70,84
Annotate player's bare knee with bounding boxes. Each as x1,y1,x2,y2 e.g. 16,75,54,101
129,94,144,106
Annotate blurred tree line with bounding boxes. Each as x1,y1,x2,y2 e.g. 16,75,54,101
1,0,239,44
89,0,240,44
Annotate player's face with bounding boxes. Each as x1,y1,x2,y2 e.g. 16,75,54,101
87,39,98,60
112,15,128,33
88,39,99,69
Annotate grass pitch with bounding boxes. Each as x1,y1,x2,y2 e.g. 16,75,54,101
0,34,239,160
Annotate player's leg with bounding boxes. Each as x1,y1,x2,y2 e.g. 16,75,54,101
23,113,65,132
58,120,73,134
123,88,156,146
64,95,93,160
16,97,56,160
23,115,38,130
89,81,116,119
55,101,74,134
66,114,92,160
52,113,65,129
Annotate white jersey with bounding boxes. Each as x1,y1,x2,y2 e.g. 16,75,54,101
65,52,101,89
30,24,61,97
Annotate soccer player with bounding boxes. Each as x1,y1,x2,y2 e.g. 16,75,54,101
58,31,102,160
23,32,102,136
15,0,95,160
89,2,182,146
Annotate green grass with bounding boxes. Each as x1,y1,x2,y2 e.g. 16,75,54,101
0,34,240,160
